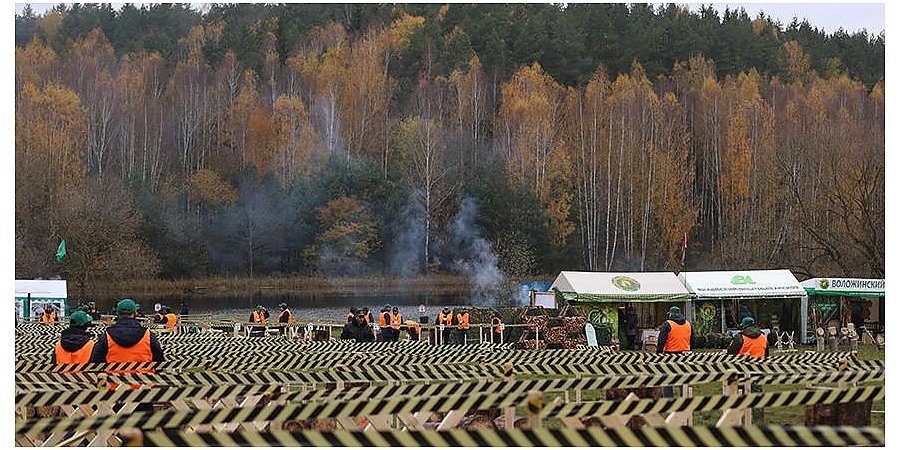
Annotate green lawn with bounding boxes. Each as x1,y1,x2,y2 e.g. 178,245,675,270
537,346,885,428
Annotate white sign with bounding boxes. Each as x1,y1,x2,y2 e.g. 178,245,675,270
802,278,884,295
418,304,426,314
679,270,805,298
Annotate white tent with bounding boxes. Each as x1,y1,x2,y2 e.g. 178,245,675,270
678,270,808,342
551,271,691,302
15,280,68,319
679,270,806,298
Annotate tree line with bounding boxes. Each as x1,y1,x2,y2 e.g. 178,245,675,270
15,4,884,291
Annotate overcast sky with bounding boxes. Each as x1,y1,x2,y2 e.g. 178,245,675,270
14,2,886,35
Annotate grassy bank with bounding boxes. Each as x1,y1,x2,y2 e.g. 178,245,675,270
87,274,475,298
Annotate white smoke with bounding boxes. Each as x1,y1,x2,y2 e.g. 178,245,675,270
450,197,503,306
389,191,426,277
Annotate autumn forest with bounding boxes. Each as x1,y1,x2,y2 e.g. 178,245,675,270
14,4,885,290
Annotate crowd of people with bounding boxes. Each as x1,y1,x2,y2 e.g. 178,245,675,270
338,304,504,344
40,297,780,372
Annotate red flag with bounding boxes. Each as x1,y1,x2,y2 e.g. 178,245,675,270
680,232,688,265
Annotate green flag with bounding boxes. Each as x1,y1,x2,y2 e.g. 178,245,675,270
55,239,66,263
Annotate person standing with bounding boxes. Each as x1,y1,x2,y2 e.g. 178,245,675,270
727,317,770,358
456,307,471,345
378,305,391,341
179,301,190,317
52,311,95,364
347,307,357,324
277,302,293,336
490,310,504,344
389,306,403,342
90,299,164,364
656,306,693,354
436,307,454,345
40,305,58,326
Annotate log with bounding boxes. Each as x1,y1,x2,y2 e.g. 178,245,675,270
805,401,873,426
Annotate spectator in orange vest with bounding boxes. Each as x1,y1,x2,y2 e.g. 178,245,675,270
490,310,504,344
435,307,454,345
164,307,178,331
656,306,693,353
90,299,164,363
52,311,95,364
277,302,293,336
456,307,471,344
40,305,58,326
249,305,269,337
727,317,770,358
388,306,403,341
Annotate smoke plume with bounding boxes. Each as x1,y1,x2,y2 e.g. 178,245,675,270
449,197,503,306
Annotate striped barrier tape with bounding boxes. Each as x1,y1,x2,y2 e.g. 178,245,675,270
137,425,886,447
16,352,880,375
16,364,501,390
15,383,281,409
15,391,528,436
542,386,884,419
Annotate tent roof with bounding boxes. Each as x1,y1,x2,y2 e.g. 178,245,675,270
15,280,68,298
801,277,884,297
551,271,690,303
678,270,805,298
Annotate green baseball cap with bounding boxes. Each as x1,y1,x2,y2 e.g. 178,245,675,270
279,302,288,308
741,317,756,327
69,311,93,327
256,305,264,310
117,298,138,314
669,306,681,314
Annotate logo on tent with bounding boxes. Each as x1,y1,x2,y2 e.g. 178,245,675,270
731,275,756,285
819,279,829,289
612,276,640,291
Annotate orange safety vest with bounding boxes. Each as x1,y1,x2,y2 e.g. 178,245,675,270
456,313,470,330
379,312,389,327
738,334,768,358
663,320,692,352
41,311,57,325
363,314,371,325
54,340,95,364
279,310,293,324
438,312,453,327
491,317,503,334
105,329,155,387
165,313,178,330
106,329,154,363
252,311,267,324
390,312,402,330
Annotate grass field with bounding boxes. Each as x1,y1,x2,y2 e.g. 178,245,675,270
531,345,885,428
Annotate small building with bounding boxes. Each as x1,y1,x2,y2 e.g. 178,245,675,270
679,270,808,342
15,280,68,320
550,271,692,347
800,277,884,337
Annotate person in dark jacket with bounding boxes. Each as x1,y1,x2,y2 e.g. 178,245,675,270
340,312,375,342
656,306,694,353
727,317,770,358
90,299,164,363
52,311,95,364
179,301,190,316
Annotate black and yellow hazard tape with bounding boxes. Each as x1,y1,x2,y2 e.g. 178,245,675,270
15,383,280,408
543,385,884,419
138,425,885,447
15,391,528,436
505,360,883,377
